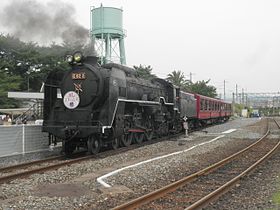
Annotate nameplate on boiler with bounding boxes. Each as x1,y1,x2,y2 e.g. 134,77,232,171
72,72,86,80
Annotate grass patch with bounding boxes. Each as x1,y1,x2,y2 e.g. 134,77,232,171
273,191,280,204
270,176,280,209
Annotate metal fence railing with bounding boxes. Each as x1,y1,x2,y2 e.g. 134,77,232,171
0,124,49,157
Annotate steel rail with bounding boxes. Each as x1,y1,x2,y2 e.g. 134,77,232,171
0,150,88,173
186,136,280,210
0,155,64,173
0,121,215,176
0,155,94,184
112,120,271,210
0,133,183,184
273,118,280,129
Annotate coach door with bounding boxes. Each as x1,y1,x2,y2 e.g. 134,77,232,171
175,87,180,112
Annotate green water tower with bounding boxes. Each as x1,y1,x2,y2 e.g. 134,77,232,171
91,4,126,65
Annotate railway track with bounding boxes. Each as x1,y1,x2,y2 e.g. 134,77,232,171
0,155,64,174
0,118,224,185
113,118,280,210
0,133,182,185
0,152,93,184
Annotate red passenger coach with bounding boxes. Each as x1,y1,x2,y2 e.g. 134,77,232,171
195,94,232,124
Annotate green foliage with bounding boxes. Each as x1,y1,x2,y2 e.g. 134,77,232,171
233,103,245,116
0,72,21,108
0,33,221,108
166,70,217,98
272,177,280,205
259,107,280,116
188,80,217,98
133,64,156,80
0,34,75,108
166,70,189,88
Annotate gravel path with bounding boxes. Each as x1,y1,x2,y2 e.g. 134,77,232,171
0,117,273,210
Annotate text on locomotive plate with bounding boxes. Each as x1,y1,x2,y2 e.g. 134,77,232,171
72,72,86,80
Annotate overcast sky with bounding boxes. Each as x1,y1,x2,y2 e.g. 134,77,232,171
1,0,280,97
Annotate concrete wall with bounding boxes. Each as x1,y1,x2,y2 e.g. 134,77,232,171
0,125,49,157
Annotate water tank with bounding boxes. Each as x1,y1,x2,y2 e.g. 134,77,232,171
91,7,124,38
90,5,126,64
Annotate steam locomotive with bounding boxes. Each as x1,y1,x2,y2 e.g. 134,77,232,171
42,52,232,155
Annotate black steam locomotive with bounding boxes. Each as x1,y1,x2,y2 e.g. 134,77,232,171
42,52,228,155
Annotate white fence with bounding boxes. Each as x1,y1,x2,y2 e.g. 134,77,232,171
0,125,49,157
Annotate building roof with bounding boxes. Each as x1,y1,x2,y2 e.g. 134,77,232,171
0,108,29,115
8,92,44,99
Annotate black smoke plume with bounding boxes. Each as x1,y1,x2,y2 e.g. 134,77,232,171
0,0,89,45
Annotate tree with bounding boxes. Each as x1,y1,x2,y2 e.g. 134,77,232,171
166,70,188,87
166,70,192,91
133,64,156,80
0,72,22,108
189,79,217,98
0,34,73,107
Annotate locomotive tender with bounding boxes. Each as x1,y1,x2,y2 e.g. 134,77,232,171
42,52,231,155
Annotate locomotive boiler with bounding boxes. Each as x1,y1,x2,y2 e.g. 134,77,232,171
42,52,231,156
42,52,185,155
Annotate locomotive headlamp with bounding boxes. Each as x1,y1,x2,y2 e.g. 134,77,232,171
73,52,83,63
66,55,73,63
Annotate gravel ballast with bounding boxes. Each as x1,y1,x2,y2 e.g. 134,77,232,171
1,117,278,210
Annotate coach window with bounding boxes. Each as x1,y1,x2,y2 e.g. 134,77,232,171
203,100,205,110
200,99,203,110
202,100,205,110
203,99,206,110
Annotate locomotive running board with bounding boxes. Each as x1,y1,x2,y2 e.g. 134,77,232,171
101,98,174,133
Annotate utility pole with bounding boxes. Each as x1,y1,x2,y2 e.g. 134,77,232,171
224,80,226,101
235,84,238,104
232,92,235,114
242,88,244,105
189,72,194,83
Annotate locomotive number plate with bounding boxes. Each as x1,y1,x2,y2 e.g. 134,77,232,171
72,72,86,80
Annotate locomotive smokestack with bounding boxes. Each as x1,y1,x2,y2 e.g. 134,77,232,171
0,0,89,45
